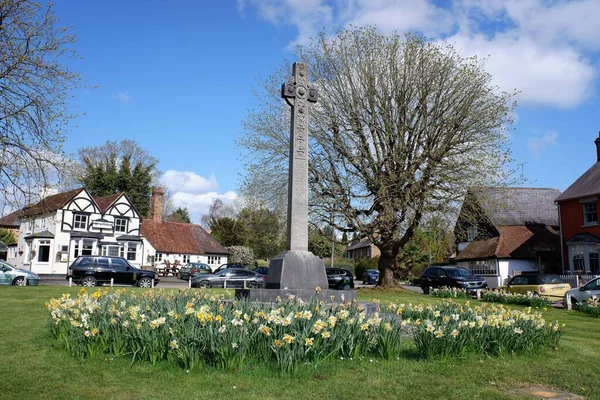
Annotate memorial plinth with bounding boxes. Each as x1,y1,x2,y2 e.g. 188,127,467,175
235,62,354,303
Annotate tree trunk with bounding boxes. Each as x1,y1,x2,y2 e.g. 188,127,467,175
378,250,399,287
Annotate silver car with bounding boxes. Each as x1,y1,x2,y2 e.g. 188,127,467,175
0,261,40,286
564,277,600,307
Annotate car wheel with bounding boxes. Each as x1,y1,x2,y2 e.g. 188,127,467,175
81,276,97,287
198,280,211,289
422,286,430,295
247,281,258,289
138,277,153,288
12,277,26,286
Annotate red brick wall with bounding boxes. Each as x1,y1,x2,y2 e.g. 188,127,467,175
558,198,600,266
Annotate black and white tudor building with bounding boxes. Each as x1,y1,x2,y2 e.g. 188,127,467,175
7,188,143,274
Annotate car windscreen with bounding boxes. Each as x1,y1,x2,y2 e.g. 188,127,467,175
445,268,473,278
538,275,565,284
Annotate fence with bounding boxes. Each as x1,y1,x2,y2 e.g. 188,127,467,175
559,274,600,288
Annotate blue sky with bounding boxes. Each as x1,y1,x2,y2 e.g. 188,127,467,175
53,0,600,222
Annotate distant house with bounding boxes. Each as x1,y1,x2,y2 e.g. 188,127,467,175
555,133,600,274
345,239,380,259
7,188,143,274
454,187,562,288
0,208,22,261
141,188,228,270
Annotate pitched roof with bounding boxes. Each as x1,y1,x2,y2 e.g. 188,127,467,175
555,162,600,202
471,187,560,226
455,225,559,260
141,220,228,255
19,188,83,217
94,193,122,213
0,209,22,227
24,230,55,240
346,239,373,251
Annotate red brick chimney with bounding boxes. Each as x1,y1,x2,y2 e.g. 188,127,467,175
150,187,164,222
595,132,600,162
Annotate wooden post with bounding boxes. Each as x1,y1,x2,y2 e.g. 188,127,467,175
188,277,192,289
151,278,154,288
476,290,482,300
593,295,598,304
566,294,572,310
110,278,114,287
24,277,27,286
69,277,72,287
224,280,227,289
244,280,247,289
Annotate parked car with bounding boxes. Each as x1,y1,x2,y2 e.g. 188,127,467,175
362,269,380,285
191,268,266,289
178,263,212,280
213,263,246,274
67,256,159,288
420,266,487,294
502,273,570,299
0,261,39,286
564,277,600,307
326,268,355,290
254,266,269,275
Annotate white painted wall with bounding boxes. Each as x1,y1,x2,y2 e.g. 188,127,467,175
142,238,228,271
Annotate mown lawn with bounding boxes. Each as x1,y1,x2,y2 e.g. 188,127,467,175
0,286,598,400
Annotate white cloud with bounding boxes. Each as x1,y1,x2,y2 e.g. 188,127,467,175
528,131,558,155
113,90,132,104
161,170,219,194
171,191,238,223
239,0,599,108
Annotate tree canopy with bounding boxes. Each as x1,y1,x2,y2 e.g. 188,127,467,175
78,141,157,218
238,27,515,285
0,0,81,207
166,207,191,223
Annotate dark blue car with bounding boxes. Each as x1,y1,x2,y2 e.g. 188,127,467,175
362,269,380,285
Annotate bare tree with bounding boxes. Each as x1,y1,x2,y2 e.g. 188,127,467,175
0,0,81,207
238,27,515,286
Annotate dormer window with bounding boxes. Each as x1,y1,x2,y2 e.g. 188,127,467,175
466,226,478,241
582,201,598,225
73,214,88,230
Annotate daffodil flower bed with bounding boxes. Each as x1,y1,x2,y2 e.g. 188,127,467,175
430,287,470,299
47,290,562,373
481,290,552,308
578,298,600,317
46,289,405,373
388,299,562,358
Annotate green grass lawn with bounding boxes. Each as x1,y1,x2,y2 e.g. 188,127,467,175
1,286,598,400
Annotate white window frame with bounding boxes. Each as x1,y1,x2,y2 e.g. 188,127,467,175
207,255,221,265
37,239,51,263
155,252,163,262
73,214,88,230
40,218,46,230
583,201,598,225
183,254,190,263
467,260,497,276
114,218,127,233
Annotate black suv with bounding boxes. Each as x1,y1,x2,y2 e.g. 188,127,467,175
67,256,159,288
326,268,355,290
420,266,487,294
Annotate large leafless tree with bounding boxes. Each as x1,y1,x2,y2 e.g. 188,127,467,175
238,27,515,285
0,0,81,209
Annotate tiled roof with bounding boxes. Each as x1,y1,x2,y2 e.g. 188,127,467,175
566,233,600,244
555,162,600,202
95,193,122,213
141,220,228,255
345,239,373,251
19,188,83,217
24,230,55,240
455,225,559,260
471,187,560,226
0,209,22,227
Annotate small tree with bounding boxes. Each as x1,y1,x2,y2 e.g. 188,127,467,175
0,229,17,246
226,246,254,266
166,207,191,223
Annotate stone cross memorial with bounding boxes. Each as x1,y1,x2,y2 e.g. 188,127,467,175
236,62,354,302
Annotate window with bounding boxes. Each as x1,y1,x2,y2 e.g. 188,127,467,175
155,252,163,262
467,260,497,275
572,244,585,271
115,218,127,233
183,254,190,263
583,201,598,224
466,226,478,241
40,218,46,230
96,257,110,268
73,214,88,230
207,255,221,265
82,240,93,256
102,246,120,257
510,276,529,285
26,220,33,233
110,258,129,270
590,252,599,272
37,240,50,262
126,244,136,261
